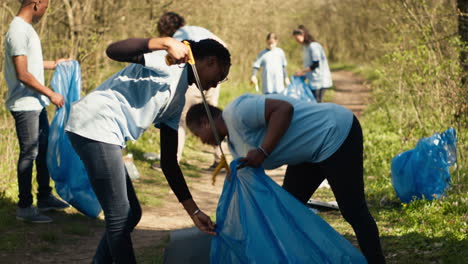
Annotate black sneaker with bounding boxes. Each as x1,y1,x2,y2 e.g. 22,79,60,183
16,206,53,223
37,194,70,211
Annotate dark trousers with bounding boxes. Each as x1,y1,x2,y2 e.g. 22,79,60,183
312,89,326,102
11,108,52,208
68,132,142,264
282,116,385,263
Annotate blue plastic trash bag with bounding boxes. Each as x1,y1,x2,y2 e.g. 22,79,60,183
281,76,317,103
391,127,457,203
211,159,367,264
47,61,102,218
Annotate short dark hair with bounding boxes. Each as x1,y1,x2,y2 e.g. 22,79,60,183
186,103,223,132
187,39,231,68
292,25,315,44
157,12,185,37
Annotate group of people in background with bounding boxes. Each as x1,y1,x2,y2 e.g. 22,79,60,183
4,1,385,263
251,25,332,103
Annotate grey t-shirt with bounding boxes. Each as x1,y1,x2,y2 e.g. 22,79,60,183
4,17,49,111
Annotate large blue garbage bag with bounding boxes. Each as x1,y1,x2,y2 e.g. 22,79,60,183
391,128,457,203
282,76,317,103
47,61,102,218
210,159,367,264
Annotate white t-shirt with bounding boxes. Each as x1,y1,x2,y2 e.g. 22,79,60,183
4,17,49,111
253,47,287,94
303,42,332,90
173,26,215,42
65,51,188,147
223,94,353,169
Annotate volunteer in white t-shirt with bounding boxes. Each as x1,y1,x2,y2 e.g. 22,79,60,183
4,0,70,224
251,33,289,94
157,12,227,169
65,37,231,263
292,25,332,103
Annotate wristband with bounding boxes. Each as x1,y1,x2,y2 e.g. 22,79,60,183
192,209,201,216
257,146,269,157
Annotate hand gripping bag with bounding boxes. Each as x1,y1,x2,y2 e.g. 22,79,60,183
210,159,367,264
391,128,457,203
282,76,317,103
47,61,102,218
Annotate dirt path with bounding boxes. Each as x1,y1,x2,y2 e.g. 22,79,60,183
330,70,370,118
26,70,369,263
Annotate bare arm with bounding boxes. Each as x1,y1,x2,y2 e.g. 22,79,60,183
13,55,64,108
238,99,294,168
43,58,71,70
294,61,319,76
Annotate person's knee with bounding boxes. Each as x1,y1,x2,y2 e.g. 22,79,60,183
282,186,310,204
20,143,39,160
340,201,370,224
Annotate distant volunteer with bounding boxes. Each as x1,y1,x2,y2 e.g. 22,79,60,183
251,33,289,94
65,37,231,263
292,25,332,102
157,12,227,169
186,94,386,263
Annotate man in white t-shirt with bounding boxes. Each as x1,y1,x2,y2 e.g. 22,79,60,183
157,12,227,170
4,0,70,224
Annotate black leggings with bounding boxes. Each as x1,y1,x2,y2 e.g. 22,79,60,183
283,116,385,263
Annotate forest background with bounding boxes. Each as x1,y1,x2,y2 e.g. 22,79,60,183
0,0,466,263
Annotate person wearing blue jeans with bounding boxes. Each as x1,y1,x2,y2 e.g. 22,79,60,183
5,0,70,223
65,36,231,263
67,133,141,263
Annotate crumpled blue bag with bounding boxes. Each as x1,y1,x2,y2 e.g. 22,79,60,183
210,159,367,264
281,76,317,103
391,128,457,203
47,61,102,218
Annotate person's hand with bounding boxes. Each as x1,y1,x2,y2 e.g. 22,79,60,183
55,58,73,65
191,210,216,236
250,76,259,92
294,69,306,77
237,148,267,169
285,77,291,86
165,38,190,64
250,75,258,85
49,91,64,108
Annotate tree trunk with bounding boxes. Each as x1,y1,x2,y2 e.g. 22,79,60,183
458,0,468,82
62,0,77,58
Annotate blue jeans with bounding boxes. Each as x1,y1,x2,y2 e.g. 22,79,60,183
10,109,52,208
67,132,142,264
